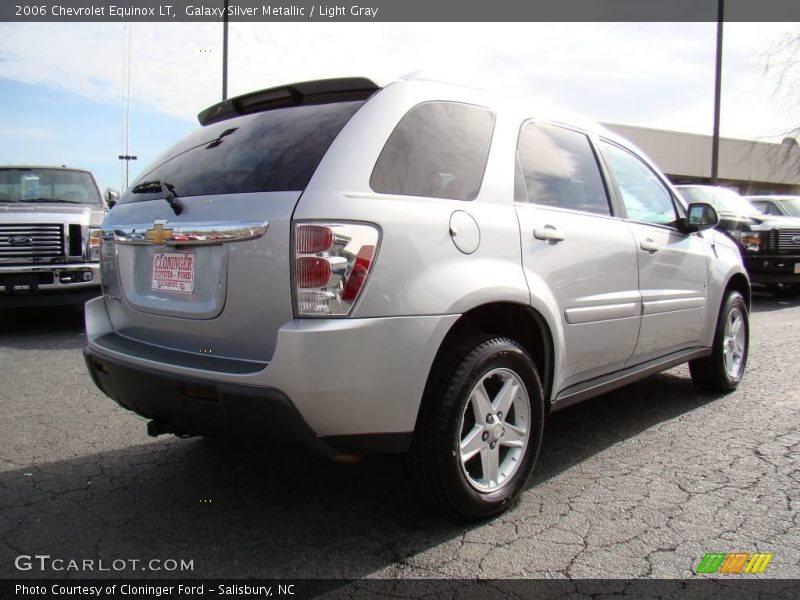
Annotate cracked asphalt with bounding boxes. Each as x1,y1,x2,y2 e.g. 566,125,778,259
0,293,798,580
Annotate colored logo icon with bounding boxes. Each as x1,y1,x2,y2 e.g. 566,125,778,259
696,552,773,574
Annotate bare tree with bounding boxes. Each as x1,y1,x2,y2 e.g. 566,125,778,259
764,25,800,142
746,26,800,189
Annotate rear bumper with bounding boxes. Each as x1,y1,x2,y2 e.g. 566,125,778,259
84,296,458,454
744,255,800,284
83,348,337,455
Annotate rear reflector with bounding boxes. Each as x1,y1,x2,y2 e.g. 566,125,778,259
342,245,375,301
180,385,219,403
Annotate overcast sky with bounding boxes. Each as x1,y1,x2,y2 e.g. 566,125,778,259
0,21,798,191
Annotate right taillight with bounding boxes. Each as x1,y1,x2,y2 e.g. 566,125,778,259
293,222,380,317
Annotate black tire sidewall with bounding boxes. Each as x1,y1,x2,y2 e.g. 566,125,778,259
438,340,544,517
715,292,749,388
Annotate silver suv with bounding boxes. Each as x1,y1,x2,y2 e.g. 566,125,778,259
84,78,751,519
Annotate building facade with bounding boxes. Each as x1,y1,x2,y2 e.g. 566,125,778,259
605,123,800,195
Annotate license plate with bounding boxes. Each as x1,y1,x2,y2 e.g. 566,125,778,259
152,252,195,294
795,263,800,274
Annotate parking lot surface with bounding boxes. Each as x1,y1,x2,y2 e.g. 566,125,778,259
0,294,798,579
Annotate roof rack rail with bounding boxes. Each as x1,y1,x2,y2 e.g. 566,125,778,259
197,77,380,126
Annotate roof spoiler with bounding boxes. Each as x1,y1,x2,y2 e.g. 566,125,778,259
197,77,380,126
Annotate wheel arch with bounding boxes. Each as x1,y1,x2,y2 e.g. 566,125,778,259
725,271,751,310
417,302,556,424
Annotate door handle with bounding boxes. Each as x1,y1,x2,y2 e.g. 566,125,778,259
640,239,661,252
533,226,565,243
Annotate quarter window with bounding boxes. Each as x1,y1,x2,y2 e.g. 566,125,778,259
370,102,495,201
515,122,610,215
600,141,677,226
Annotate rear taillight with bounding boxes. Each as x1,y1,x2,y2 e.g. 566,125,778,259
296,224,334,254
341,245,375,301
293,222,380,317
296,256,332,288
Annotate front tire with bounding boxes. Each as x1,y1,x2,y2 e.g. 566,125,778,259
408,336,545,520
689,290,749,392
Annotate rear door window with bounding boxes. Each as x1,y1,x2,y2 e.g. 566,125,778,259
120,101,365,203
515,122,611,216
370,102,495,201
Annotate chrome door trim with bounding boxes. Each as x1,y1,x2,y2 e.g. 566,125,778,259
104,221,269,246
564,302,639,324
641,296,706,315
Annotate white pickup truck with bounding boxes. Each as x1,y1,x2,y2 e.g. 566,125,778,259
0,165,114,307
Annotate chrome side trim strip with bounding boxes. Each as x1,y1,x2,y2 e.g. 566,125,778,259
642,297,706,315
105,221,269,247
565,302,639,324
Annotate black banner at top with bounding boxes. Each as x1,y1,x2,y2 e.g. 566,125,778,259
2,0,800,23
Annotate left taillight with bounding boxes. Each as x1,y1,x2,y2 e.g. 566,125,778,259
293,222,380,317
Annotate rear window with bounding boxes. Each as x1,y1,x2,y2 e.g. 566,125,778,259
370,102,495,201
120,101,364,203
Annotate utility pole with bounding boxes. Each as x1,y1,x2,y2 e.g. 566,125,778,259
222,0,229,100
120,25,136,191
710,0,724,185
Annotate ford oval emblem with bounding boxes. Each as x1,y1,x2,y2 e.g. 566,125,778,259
8,235,33,246
792,235,800,244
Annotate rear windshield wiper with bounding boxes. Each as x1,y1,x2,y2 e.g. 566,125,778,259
131,180,184,215
18,198,83,204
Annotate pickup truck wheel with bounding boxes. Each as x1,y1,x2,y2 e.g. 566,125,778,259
689,290,749,392
408,336,544,520
767,283,800,298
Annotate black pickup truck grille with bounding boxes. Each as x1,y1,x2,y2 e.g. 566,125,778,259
0,224,65,261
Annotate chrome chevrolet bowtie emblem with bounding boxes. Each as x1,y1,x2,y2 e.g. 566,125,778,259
145,221,174,245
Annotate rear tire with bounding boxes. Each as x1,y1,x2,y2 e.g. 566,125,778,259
689,291,749,392
408,336,544,520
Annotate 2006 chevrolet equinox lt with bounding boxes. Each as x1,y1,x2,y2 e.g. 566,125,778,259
84,77,751,519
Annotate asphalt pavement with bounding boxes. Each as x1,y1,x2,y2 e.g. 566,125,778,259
0,293,798,579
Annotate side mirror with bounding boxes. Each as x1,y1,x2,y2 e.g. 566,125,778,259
681,202,719,233
106,189,119,209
